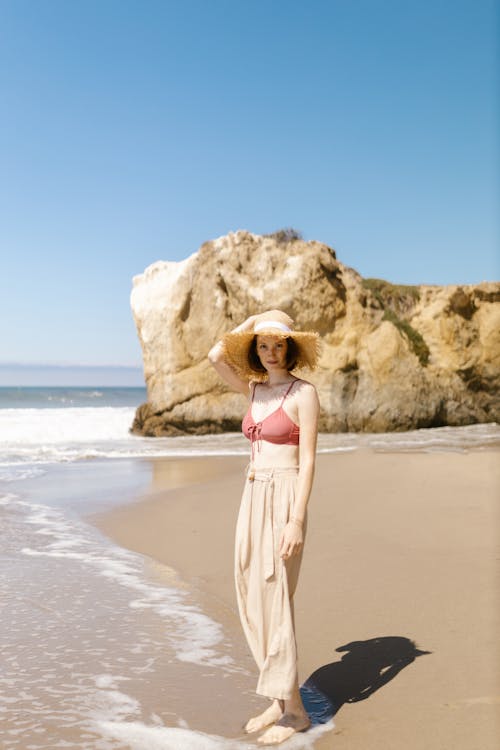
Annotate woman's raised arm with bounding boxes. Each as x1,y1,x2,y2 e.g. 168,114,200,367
208,315,257,395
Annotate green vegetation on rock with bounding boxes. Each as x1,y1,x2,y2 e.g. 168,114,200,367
362,277,429,366
382,308,430,366
264,228,303,244
362,277,421,306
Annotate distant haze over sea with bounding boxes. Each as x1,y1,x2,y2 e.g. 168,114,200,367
0,363,145,387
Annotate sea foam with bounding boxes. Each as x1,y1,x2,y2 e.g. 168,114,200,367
2,491,232,668
1,405,498,472
93,716,335,750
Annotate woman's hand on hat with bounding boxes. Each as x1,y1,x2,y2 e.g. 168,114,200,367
279,520,303,560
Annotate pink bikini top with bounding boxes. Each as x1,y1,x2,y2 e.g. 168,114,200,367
242,380,300,457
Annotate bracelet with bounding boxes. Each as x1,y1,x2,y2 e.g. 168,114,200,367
290,517,303,528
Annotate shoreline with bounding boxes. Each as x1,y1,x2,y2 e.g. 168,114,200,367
87,448,500,749
2,419,498,476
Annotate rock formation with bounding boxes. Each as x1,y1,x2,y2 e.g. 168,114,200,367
130,230,500,435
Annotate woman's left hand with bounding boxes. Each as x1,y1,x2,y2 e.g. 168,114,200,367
279,521,303,560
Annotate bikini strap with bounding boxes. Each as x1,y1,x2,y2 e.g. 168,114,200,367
279,378,298,406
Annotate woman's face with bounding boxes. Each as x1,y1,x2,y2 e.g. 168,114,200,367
256,335,288,371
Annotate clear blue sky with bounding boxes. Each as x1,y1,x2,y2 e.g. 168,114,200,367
1,0,498,378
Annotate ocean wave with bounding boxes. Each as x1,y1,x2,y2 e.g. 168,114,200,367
3,491,232,668
92,716,334,750
0,488,248,750
0,465,47,482
0,406,498,473
0,406,136,443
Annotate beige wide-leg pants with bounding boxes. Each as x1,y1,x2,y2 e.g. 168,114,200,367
234,466,306,701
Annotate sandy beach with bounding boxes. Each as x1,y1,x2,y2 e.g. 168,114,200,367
88,447,500,749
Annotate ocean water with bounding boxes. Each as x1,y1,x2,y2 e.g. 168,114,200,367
1,386,499,481
1,387,498,748
0,471,331,750
0,386,147,409
0,387,338,749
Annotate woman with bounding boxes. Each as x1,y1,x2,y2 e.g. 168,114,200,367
208,310,320,745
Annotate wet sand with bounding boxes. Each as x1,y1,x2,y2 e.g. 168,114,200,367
89,449,500,749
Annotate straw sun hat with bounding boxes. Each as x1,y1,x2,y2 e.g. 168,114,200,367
222,310,320,381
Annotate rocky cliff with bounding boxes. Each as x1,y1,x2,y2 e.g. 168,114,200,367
130,231,500,435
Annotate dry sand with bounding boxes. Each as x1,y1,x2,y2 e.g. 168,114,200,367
88,449,500,749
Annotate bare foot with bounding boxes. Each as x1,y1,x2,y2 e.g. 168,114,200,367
244,700,283,733
257,712,311,745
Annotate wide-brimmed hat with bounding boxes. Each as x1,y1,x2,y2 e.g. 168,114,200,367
222,310,320,380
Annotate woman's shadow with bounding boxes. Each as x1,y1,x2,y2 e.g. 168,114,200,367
300,636,431,725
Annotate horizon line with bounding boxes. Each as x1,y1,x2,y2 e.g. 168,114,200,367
0,362,143,370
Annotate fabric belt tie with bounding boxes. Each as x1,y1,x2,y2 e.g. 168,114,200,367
247,424,262,462
246,466,299,581
262,475,275,580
